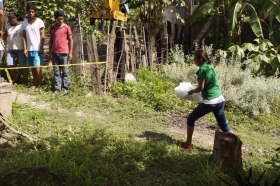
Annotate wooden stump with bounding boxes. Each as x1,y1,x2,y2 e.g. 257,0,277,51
211,131,242,169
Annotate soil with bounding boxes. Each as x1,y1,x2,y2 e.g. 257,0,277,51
9,91,217,150
168,114,217,150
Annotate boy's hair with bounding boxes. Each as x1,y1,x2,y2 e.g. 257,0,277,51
54,10,64,19
26,3,36,11
10,12,24,22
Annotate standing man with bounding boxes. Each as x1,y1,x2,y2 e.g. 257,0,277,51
22,3,45,90
4,12,27,85
49,10,73,95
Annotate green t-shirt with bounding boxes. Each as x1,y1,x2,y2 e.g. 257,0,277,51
196,62,222,100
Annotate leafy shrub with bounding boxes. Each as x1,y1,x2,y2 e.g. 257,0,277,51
161,63,198,84
168,45,187,64
110,68,195,112
162,57,280,116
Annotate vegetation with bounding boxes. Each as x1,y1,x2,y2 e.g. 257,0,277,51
1,0,280,185
1,55,280,184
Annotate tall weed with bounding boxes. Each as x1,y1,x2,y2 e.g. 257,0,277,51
163,50,280,116
110,68,195,112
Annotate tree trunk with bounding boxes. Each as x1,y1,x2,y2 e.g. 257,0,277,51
147,33,156,68
184,0,193,52
211,131,242,169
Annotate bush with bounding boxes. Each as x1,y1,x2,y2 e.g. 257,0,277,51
110,68,195,112
162,59,280,116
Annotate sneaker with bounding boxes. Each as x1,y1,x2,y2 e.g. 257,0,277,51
176,141,193,149
62,90,68,96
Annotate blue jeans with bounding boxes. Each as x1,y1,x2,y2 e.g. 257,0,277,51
0,0,3,9
187,102,231,132
7,50,26,66
53,53,69,91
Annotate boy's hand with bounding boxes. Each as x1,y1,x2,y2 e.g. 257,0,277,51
68,53,72,61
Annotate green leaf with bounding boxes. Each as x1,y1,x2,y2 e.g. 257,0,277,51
270,56,280,68
229,2,242,38
244,3,263,39
253,0,280,22
260,43,268,51
228,45,245,58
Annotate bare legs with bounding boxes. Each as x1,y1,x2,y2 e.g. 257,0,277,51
8,67,28,85
31,67,42,88
186,126,194,145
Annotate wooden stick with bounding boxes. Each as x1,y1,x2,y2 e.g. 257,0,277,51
0,116,36,144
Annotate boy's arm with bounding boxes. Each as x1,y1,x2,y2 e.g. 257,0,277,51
3,29,7,41
68,34,73,61
22,30,28,56
188,79,205,95
0,8,3,38
39,27,45,54
49,29,53,60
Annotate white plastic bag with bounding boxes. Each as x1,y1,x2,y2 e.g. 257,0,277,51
174,82,203,102
125,73,136,83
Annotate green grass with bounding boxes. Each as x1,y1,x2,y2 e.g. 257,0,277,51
1,68,280,185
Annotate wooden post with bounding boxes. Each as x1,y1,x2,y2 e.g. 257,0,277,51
119,30,127,81
133,26,140,69
142,26,148,68
161,34,168,64
142,55,147,68
211,131,243,169
106,21,117,89
86,35,103,94
69,21,82,76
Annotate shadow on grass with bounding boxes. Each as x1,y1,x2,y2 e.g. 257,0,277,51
137,131,175,144
3,128,278,186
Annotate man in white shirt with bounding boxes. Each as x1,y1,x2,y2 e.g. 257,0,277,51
22,2,45,90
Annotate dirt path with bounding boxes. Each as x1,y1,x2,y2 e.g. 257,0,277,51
12,91,50,109
10,91,216,149
169,115,216,150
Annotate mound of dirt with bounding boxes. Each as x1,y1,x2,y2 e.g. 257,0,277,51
0,166,63,186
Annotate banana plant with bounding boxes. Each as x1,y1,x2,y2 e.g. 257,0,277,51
185,0,233,50
227,38,280,76
228,0,280,47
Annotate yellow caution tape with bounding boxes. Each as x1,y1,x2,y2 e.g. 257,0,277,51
1,61,106,85
5,69,13,84
0,61,106,70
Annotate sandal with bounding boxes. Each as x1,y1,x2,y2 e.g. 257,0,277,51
176,141,193,149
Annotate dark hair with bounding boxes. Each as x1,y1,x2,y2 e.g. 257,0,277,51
54,10,64,19
8,12,24,22
194,49,212,64
26,2,36,11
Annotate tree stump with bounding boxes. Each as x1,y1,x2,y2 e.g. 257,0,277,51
211,131,242,169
